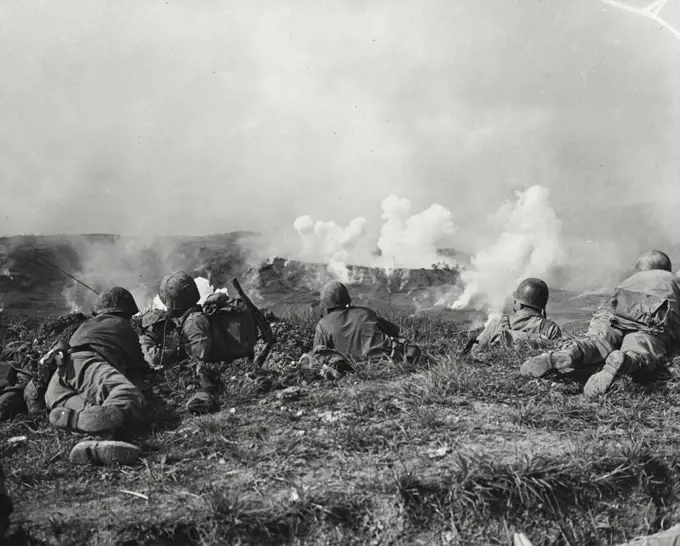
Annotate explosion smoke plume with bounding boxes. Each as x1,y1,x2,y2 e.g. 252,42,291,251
377,195,457,270
450,185,564,315
293,215,368,282
292,194,458,283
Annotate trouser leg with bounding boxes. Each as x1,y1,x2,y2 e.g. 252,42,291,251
0,388,26,419
619,331,667,377
571,309,625,366
46,351,145,433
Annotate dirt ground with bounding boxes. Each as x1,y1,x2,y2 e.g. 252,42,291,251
3,308,680,546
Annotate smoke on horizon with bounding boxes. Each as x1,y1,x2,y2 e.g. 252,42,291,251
1,0,678,306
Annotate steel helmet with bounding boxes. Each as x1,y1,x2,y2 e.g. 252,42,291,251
635,250,672,272
93,287,139,316
158,271,200,312
513,278,549,310
320,281,351,310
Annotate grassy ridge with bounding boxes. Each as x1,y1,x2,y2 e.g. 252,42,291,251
2,311,680,545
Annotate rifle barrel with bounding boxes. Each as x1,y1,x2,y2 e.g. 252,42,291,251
34,254,100,295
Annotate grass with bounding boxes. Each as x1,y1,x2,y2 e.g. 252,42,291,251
3,310,680,545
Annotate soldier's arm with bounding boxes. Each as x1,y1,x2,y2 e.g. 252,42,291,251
183,314,212,361
377,316,401,338
470,318,502,357
139,335,163,368
545,322,563,340
313,323,331,349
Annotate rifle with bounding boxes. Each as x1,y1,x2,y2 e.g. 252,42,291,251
231,278,275,367
452,328,480,358
34,252,157,339
459,337,479,358
33,254,100,295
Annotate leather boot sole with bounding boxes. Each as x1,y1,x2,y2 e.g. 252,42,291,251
583,350,627,398
69,440,141,466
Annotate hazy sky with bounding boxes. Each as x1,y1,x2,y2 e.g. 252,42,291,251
1,0,678,257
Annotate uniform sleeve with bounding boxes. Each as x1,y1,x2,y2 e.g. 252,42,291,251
123,325,147,372
313,323,331,349
377,316,400,338
139,335,162,368
470,318,503,357
544,321,562,341
182,314,212,361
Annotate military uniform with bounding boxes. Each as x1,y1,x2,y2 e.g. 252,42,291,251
0,343,44,419
567,270,680,374
45,313,146,423
312,281,420,364
314,306,401,360
468,278,561,359
44,288,148,435
0,362,27,419
471,308,562,358
521,252,680,396
138,309,178,369
158,272,223,414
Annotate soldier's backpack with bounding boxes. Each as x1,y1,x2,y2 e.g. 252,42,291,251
199,282,274,366
204,295,260,361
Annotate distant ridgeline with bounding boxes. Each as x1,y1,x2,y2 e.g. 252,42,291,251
0,233,463,315
240,258,462,302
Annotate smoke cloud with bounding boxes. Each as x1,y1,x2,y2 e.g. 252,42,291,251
377,195,457,270
1,0,678,296
450,185,564,314
290,195,458,281
293,215,369,281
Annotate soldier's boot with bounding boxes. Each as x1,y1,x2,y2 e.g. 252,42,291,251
23,379,46,415
187,368,221,415
520,344,582,378
69,440,142,466
49,405,126,435
583,350,630,398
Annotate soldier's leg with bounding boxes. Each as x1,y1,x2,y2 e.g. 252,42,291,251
48,352,144,435
187,362,221,415
45,368,91,411
584,331,666,397
74,353,145,418
0,388,27,421
619,331,667,376
521,310,624,377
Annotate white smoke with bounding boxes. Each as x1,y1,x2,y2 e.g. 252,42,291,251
377,195,457,270
293,215,368,282
292,195,457,278
450,185,564,315
1,268,12,279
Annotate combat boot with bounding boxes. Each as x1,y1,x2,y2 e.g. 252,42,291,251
583,350,629,397
49,405,126,435
520,344,582,378
187,367,221,414
69,440,142,466
23,379,46,415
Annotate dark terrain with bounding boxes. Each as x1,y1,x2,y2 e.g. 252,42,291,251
4,234,675,546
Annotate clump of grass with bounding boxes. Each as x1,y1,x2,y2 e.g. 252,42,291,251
396,444,680,545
